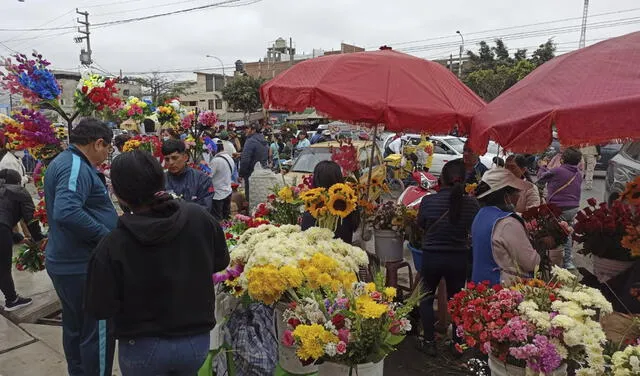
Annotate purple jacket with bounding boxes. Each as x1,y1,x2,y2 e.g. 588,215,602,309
538,164,583,209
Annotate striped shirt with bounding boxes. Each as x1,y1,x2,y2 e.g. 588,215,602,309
417,187,480,252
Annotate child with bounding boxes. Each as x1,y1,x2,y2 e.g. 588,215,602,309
0,169,45,311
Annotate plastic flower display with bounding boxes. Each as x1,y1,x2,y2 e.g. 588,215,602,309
330,139,359,178
156,99,182,127
449,266,612,375
1,110,62,161
214,225,368,304
0,52,60,105
73,73,122,115
119,96,152,122
281,273,422,367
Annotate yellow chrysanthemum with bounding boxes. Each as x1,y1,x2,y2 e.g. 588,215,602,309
355,295,388,319
292,324,338,361
122,139,142,152
340,272,357,289
280,265,304,289
327,193,356,219
246,265,287,305
384,287,397,301
365,282,377,293
302,265,322,289
309,253,339,273
278,186,295,203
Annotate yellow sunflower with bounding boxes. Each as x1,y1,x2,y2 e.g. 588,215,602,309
300,187,326,203
308,197,328,218
328,183,351,196
327,193,356,218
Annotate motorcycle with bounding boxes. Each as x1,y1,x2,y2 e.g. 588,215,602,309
397,170,438,209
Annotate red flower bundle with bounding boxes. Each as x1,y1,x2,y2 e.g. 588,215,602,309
574,198,640,261
331,139,359,177
83,78,121,112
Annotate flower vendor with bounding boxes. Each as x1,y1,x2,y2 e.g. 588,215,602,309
504,154,540,213
462,140,489,185
0,131,28,187
161,139,214,211
300,160,360,244
471,168,540,285
537,147,584,271
160,127,180,141
84,150,230,376
43,118,118,376
416,159,479,356
0,169,46,311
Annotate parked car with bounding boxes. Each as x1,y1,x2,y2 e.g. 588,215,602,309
597,144,622,171
382,134,500,176
605,141,640,203
283,140,387,199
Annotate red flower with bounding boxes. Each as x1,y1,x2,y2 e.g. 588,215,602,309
287,318,301,328
331,314,346,330
587,197,598,207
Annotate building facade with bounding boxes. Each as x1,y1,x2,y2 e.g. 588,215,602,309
178,72,231,120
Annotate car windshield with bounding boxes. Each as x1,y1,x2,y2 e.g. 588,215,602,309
446,137,464,154
623,142,640,161
291,147,332,173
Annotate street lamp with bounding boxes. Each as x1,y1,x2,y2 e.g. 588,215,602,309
456,30,464,78
206,54,227,123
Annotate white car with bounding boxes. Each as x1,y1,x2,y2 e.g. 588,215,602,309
383,134,503,176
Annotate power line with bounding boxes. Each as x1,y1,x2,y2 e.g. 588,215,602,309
374,6,640,49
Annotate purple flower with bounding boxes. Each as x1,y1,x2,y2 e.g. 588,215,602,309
510,335,562,374
213,270,230,284
228,264,244,278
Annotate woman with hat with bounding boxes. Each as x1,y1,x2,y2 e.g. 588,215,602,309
471,168,540,285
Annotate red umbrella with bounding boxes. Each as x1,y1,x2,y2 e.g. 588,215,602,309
260,49,485,134
469,31,640,154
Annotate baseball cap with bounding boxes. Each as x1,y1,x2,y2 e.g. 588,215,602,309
476,168,529,199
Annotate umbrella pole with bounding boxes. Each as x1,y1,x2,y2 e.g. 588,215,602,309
360,125,378,242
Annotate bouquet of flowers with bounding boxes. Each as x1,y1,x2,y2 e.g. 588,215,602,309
0,52,60,106
155,104,181,127
299,183,357,230
331,139,359,178
263,185,304,225
220,213,270,249
611,344,640,375
1,110,62,161
450,267,612,375
369,201,411,236
574,197,640,261
122,135,163,158
119,96,152,122
198,110,218,128
13,240,46,273
214,225,368,304
73,73,122,116
281,273,422,367
522,204,571,250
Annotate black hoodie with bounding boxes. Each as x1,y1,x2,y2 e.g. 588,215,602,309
84,199,230,339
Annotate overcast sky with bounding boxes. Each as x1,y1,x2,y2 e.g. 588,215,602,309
0,0,639,80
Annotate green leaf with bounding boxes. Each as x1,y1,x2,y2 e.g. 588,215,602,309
385,334,405,346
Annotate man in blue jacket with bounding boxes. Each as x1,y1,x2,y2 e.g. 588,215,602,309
162,139,214,211
44,118,118,376
239,123,268,207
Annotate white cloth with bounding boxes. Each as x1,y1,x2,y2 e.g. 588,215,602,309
0,151,28,186
388,138,402,154
210,153,235,200
221,140,237,156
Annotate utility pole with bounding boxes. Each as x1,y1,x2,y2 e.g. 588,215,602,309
75,9,92,66
579,0,589,48
449,54,453,72
456,30,464,78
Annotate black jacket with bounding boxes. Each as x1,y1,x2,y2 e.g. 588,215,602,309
239,133,268,178
84,199,230,339
0,182,44,241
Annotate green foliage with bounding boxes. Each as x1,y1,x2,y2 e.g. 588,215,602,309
221,75,265,117
463,38,556,101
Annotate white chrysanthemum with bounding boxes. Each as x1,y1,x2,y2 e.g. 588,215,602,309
551,265,578,283
324,342,337,357
550,338,568,360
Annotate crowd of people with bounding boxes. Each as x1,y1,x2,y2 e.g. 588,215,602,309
0,115,596,374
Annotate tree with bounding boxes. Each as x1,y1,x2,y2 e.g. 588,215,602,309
462,39,555,101
221,75,265,122
531,39,557,67
134,73,195,105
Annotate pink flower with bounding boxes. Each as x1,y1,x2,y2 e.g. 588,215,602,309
336,341,347,355
370,291,382,301
212,270,230,284
338,328,350,344
389,321,402,334
282,330,295,347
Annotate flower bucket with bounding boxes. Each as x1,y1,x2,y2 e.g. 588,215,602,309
407,243,422,271
318,360,384,376
592,256,634,283
488,355,567,376
275,303,319,375
374,230,404,263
